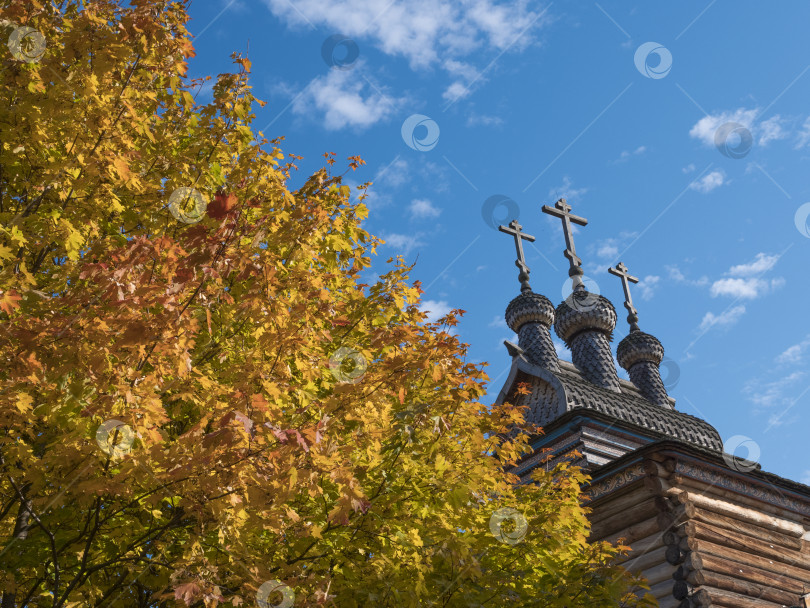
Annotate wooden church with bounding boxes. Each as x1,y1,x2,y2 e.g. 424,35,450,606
494,199,810,607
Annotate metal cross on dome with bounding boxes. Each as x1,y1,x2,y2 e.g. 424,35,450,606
541,198,588,290
608,261,641,332
498,219,536,293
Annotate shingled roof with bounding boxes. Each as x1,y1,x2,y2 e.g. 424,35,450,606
496,356,724,453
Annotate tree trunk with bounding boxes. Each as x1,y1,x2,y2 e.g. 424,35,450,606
1,485,32,608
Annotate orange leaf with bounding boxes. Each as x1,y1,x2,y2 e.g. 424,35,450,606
0,290,22,315
207,192,237,219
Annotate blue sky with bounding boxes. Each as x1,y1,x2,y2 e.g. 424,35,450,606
186,1,810,484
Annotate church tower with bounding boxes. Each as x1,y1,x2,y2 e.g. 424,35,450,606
494,199,810,607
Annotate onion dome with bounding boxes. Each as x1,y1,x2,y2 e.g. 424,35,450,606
554,290,621,392
505,291,559,371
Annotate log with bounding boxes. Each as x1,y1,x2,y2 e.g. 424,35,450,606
591,493,657,526
684,520,810,569
657,504,687,531
644,560,676,586
683,502,802,550
648,579,677,600
644,474,671,495
686,537,810,582
601,514,660,546
654,596,682,608
687,568,797,605
672,579,690,600
688,550,808,595
675,490,805,538
662,529,681,546
674,477,808,526
665,544,685,565
590,497,660,540
644,458,672,479
616,544,667,573
627,530,665,555
692,585,793,608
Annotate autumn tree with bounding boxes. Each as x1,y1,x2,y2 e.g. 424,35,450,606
0,1,653,606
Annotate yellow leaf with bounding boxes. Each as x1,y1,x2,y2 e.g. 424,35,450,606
16,393,33,414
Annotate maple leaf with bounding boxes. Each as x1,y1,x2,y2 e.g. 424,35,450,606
0,290,22,315
207,191,237,219
174,582,202,606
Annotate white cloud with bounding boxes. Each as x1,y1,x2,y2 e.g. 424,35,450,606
466,112,503,127
442,59,484,102
375,158,410,188
264,0,549,96
596,243,618,260
778,345,804,365
443,81,473,103
586,232,639,275
709,278,779,299
728,252,779,277
488,315,508,329
745,371,804,410
289,66,402,130
698,305,746,332
690,109,756,145
420,299,452,323
638,275,660,301
613,145,646,163
408,198,441,219
382,232,425,255
689,107,809,151
682,163,696,174
667,265,709,287
709,253,784,299
689,170,726,193
776,335,810,365
548,176,587,202
758,115,789,146
796,117,810,149
688,108,758,147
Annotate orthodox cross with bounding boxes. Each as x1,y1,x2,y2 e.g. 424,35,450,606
498,219,536,293
541,198,588,290
608,261,641,332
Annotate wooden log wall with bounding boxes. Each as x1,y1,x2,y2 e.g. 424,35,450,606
587,452,810,607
